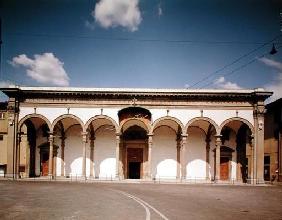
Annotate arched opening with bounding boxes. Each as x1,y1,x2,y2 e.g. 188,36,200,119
85,116,117,179
118,107,151,179
52,116,84,177
220,119,253,183
120,125,148,179
186,118,218,181
37,142,59,176
122,125,148,179
18,116,50,177
151,117,183,180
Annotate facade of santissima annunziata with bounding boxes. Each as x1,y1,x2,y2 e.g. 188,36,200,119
0,86,273,184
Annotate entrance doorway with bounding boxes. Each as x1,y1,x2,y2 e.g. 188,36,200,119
127,148,143,179
128,162,141,179
220,157,229,180
40,150,49,176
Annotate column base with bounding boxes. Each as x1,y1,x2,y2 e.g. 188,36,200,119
48,174,54,179
256,178,265,184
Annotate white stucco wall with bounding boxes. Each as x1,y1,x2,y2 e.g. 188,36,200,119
151,126,177,179
19,107,254,131
223,130,237,180
64,125,83,176
186,127,207,180
94,128,116,179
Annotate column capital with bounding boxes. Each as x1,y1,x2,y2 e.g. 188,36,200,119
214,135,222,147
253,104,265,119
81,132,88,143
48,133,54,143
116,135,121,142
148,134,153,145
181,135,187,145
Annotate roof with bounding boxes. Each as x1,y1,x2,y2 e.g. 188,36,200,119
0,85,273,101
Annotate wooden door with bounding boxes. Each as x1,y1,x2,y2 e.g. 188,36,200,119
127,148,143,179
41,151,49,176
42,161,49,176
220,157,229,180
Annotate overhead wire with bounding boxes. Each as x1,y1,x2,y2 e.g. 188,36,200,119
199,45,282,89
189,33,282,88
6,32,280,45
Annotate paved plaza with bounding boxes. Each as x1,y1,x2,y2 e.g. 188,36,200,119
0,181,282,220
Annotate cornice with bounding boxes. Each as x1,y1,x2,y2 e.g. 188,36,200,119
0,86,273,103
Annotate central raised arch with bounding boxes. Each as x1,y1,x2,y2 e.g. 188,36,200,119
118,107,151,179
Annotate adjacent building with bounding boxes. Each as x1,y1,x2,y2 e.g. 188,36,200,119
0,86,272,184
264,98,282,182
0,102,8,176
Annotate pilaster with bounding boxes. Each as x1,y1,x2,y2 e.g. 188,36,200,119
253,103,265,184
6,97,19,179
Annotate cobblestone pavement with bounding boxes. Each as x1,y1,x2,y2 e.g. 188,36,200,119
0,181,282,220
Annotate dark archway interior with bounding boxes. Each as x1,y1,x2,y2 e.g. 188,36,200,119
118,107,151,123
24,119,50,177
122,125,148,140
236,124,250,183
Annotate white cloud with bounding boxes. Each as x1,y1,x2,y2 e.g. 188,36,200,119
213,76,242,90
85,20,95,30
10,53,70,86
259,57,282,70
158,3,162,17
93,0,142,32
259,57,282,102
0,81,15,88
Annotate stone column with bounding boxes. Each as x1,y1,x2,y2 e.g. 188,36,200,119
60,136,66,176
82,132,87,178
21,133,30,178
53,148,58,177
249,135,255,184
215,135,222,181
180,135,187,179
90,137,95,177
176,136,181,179
254,104,265,184
115,134,121,179
48,134,54,177
15,133,21,179
147,134,153,179
205,137,211,180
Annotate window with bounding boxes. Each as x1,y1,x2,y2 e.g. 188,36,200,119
0,135,3,141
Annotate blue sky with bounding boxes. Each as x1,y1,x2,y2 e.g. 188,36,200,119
1,0,282,101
